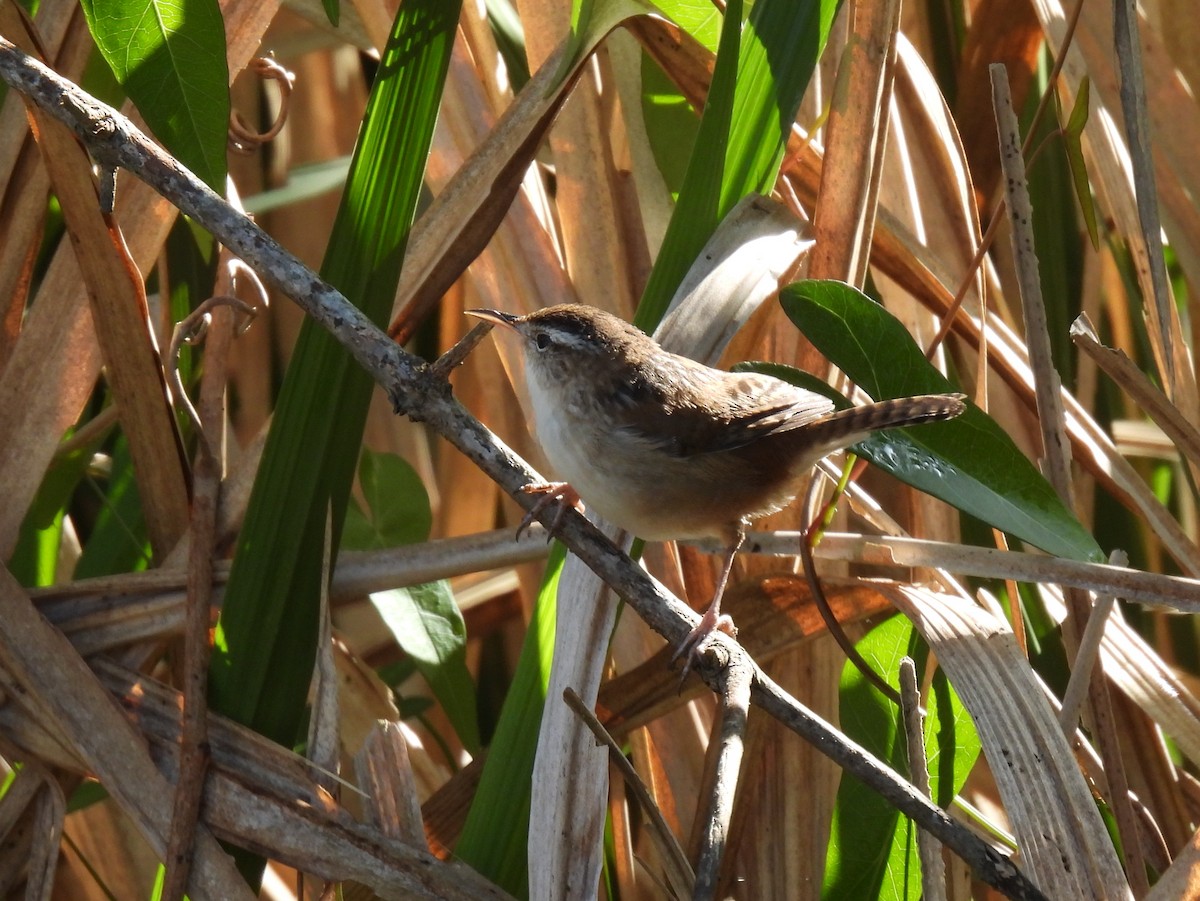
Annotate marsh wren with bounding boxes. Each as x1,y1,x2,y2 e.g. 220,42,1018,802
469,304,965,668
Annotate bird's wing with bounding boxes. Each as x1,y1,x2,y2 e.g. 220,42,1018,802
611,364,836,457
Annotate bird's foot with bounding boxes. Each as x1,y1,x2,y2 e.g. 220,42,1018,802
516,481,584,541
671,607,737,683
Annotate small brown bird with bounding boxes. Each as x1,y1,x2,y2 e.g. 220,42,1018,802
469,304,965,668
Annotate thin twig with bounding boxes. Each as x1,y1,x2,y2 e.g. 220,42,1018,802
900,657,945,901
0,45,1047,901
163,259,247,901
1058,550,1126,733
692,651,751,901
563,688,694,899
992,63,1146,896
430,321,495,381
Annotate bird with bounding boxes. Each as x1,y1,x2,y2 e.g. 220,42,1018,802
467,303,965,670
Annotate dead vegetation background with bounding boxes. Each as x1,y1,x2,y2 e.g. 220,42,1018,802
1,0,1200,899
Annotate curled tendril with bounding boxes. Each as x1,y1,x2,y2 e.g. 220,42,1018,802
169,294,258,437
228,56,296,154
224,257,269,332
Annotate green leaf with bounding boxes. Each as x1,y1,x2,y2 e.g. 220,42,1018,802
338,450,477,752
211,0,460,759
1061,77,1100,250
824,617,980,899
641,56,699,200
11,433,99,587
635,0,843,330
80,0,229,191
371,582,480,754
779,280,1104,563
342,449,433,550
456,545,564,896
559,0,658,87
652,0,722,52
322,0,340,27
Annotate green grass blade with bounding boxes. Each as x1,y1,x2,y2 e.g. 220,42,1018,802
80,0,228,191
779,280,1104,562
455,545,563,896
210,0,460,757
635,0,842,329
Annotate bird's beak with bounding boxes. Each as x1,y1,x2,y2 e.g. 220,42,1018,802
465,308,521,332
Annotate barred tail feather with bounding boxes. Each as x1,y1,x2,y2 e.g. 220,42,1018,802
809,393,966,449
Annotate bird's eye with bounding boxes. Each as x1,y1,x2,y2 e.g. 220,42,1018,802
534,332,552,351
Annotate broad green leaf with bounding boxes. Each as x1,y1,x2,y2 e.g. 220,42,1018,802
824,617,980,899
211,0,459,760
652,0,722,51
636,0,842,330
779,280,1104,563
456,545,564,896
80,0,229,191
341,449,432,550
341,450,478,753
371,582,480,754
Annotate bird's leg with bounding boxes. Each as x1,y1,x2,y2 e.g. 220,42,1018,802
672,526,746,678
516,481,584,540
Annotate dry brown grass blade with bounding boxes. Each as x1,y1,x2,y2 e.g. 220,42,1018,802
808,0,900,285
523,0,643,318
355,721,428,848
426,16,577,537
888,584,1132,899
0,0,281,560
1030,0,1200,415
29,102,191,557
1146,825,1200,901
0,568,252,900
1072,313,1200,469
0,4,88,369
954,0,1043,207
528,522,628,899
0,764,46,893
389,34,582,342
26,771,65,901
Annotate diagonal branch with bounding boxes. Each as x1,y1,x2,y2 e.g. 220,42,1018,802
0,38,1044,901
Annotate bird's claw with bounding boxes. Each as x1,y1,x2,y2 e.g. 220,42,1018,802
671,611,737,684
516,481,583,541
